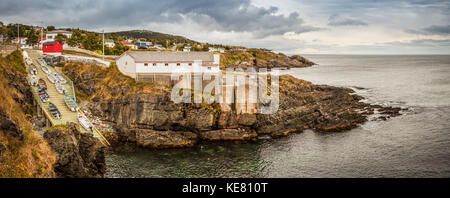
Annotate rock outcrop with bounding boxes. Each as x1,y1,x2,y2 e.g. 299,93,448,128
43,123,106,178
0,110,24,142
0,142,6,156
64,63,403,149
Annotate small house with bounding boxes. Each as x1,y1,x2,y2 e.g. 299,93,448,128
13,37,28,45
209,47,225,53
183,46,191,52
135,41,151,49
43,41,63,55
120,40,138,50
45,30,72,41
105,39,115,48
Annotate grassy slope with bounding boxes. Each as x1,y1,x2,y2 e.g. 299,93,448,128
108,30,196,43
63,62,169,101
0,51,56,178
220,48,315,67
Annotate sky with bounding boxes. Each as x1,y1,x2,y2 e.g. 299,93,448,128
1,0,450,54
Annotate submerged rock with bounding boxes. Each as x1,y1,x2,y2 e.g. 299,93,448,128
199,129,258,141
118,128,198,149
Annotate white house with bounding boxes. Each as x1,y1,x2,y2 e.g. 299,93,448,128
153,44,165,50
116,51,220,79
105,39,115,48
13,37,28,45
45,30,72,41
183,46,191,52
209,47,225,53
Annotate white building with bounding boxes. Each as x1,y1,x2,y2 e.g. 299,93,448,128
116,51,220,79
105,39,115,48
13,37,28,45
153,44,165,50
45,30,72,41
183,46,191,52
209,47,225,53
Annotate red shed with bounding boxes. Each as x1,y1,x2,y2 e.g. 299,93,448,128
43,41,63,55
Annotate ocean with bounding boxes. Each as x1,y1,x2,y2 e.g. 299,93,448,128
105,55,450,178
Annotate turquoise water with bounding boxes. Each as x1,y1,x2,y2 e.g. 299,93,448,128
106,55,450,178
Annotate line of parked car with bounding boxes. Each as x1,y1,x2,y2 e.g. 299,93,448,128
26,54,94,132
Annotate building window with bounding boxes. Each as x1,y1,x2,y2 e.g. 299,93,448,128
144,63,148,66
188,63,192,66
153,63,157,66
165,63,169,66
177,63,181,66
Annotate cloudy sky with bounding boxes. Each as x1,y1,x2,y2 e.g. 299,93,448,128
1,0,450,54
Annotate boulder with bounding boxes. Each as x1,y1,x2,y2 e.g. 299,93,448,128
0,110,24,142
44,123,106,178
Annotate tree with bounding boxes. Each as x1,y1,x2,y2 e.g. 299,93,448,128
82,32,102,51
55,33,67,44
67,30,82,47
27,29,38,44
47,26,55,31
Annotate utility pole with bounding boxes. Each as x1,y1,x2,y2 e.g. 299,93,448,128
17,24,19,49
40,21,43,49
102,29,104,61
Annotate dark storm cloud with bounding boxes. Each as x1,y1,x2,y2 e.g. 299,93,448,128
406,25,450,36
422,25,450,35
327,14,367,26
0,0,319,37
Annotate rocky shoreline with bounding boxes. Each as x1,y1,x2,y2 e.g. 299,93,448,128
64,64,403,150
0,50,403,178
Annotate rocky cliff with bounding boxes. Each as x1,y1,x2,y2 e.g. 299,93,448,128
43,123,106,178
0,50,56,178
1,50,106,178
64,63,402,149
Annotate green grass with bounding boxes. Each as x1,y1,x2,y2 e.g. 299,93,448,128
5,50,27,75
